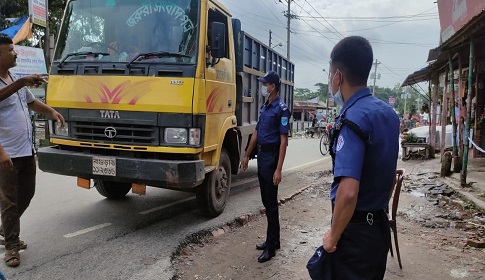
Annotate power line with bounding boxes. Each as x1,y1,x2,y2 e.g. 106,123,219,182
377,60,430,101
367,38,436,48
295,30,434,47
257,0,287,27
288,0,340,42
302,0,344,39
380,61,405,80
343,6,438,32
298,12,438,20
225,8,286,29
273,33,328,63
299,16,439,23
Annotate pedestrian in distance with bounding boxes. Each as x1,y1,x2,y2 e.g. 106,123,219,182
320,36,400,279
241,71,290,263
0,33,65,267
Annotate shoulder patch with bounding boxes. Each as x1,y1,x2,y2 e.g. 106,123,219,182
336,135,345,151
281,117,288,126
278,101,288,111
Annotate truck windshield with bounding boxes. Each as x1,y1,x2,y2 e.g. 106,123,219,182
55,0,199,64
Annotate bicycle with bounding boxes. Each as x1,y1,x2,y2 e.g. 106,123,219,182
319,123,333,156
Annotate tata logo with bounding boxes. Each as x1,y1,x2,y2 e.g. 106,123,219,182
104,127,117,139
100,110,120,119
170,80,184,85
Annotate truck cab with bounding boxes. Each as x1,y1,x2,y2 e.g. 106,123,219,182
38,0,294,217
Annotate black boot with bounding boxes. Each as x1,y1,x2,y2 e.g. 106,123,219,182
258,248,276,263
255,242,281,250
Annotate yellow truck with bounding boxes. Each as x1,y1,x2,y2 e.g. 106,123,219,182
38,0,294,217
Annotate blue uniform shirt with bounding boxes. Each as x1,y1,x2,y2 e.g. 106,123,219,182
256,96,290,144
330,87,400,211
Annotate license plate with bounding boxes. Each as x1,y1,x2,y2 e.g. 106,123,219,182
92,157,116,176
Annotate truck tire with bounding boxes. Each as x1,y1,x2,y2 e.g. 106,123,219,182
94,180,131,199
196,149,231,217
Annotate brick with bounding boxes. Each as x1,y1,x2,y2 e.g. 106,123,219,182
211,228,225,238
237,215,248,225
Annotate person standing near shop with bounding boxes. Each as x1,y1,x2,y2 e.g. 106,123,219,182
322,36,400,279
0,34,65,267
241,71,290,263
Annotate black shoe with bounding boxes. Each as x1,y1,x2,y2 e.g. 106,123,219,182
255,242,281,251
258,249,276,263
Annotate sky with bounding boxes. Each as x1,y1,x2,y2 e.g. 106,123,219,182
218,0,440,93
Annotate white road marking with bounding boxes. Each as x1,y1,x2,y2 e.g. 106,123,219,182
63,223,112,238
282,157,330,172
138,156,331,215
139,197,194,215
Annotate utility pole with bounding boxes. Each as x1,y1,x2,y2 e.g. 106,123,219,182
269,29,272,48
284,0,297,60
372,59,381,95
402,86,409,115
323,69,329,118
402,87,412,117
43,0,50,71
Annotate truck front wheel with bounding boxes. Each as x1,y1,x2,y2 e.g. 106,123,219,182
94,180,131,199
196,149,231,217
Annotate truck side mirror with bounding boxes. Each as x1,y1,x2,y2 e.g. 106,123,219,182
210,22,226,59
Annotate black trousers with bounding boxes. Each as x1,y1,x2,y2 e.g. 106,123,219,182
330,212,390,280
257,148,280,249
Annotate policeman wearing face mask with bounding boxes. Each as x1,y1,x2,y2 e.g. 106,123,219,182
321,36,400,279
241,71,290,263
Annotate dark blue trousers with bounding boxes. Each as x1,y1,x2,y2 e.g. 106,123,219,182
257,149,280,249
330,212,390,280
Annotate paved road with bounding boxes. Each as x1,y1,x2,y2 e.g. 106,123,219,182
2,137,330,279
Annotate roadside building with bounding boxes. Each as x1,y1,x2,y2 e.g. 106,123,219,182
402,0,485,186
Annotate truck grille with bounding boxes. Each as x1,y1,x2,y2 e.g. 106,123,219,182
72,121,158,145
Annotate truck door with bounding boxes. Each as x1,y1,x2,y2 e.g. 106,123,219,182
203,6,236,148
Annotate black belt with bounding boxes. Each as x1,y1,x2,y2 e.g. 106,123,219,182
257,143,280,152
349,210,386,225
332,204,386,225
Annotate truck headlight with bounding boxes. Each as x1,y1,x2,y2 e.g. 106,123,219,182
54,121,69,137
164,128,187,144
189,128,201,145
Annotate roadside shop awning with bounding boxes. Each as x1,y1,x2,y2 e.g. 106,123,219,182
0,16,33,44
401,66,432,87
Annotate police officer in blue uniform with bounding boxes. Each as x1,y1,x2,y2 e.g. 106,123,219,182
322,36,400,279
241,71,290,263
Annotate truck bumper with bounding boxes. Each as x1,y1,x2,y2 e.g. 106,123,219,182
37,146,205,189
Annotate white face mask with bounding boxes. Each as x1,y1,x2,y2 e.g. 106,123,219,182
330,70,344,107
261,85,270,98
333,89,344,107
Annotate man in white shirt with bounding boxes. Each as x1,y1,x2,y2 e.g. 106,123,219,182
0,33,65,267
420,111,429,125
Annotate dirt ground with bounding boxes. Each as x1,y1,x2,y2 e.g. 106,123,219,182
173,169,485,280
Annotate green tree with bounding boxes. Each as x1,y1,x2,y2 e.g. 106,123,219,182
314,82,329,103
294,87,314,100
